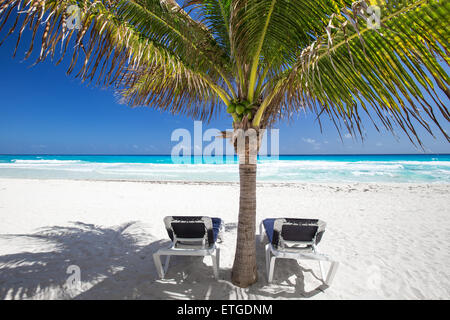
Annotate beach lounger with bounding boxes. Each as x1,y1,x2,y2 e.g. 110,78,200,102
153,216,224,279
260,218,339,285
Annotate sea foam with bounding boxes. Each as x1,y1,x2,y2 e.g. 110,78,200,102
0,155,449,183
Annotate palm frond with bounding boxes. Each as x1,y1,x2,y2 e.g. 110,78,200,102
0,0,448,140
256,0,449,145
184,0,232,52
120,1,231,80
119,65,223,121
0,0,232,120
228,0,355,101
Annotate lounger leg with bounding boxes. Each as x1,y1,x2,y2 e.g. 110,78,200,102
265,244,271,280
265,244,276,283
153,252,165,279
268,256,277,283
325,261,339,286
259,222,265,243
218,223,225,242
318,261,325,281
216,248,220,272
211,248,220,279
164,255,171,275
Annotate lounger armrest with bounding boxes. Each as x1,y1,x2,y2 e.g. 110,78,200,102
217,220,225,243
259,221,265,243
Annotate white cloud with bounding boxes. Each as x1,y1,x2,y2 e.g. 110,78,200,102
302,138,316,144
302,138,321,150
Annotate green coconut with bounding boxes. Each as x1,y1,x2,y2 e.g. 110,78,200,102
235,104,245,115
226,104,236,114
245,110,253,120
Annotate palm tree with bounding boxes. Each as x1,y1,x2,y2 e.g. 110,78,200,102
0,0,448,287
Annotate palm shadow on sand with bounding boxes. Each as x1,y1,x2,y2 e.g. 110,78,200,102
0,221,328,299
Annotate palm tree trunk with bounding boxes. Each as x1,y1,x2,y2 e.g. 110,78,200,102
231,129,259,287
231,163,258,287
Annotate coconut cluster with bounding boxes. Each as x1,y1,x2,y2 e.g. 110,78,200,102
226,100,254,122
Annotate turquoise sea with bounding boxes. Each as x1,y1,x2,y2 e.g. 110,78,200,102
0,154,449,183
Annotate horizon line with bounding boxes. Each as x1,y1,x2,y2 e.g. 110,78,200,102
0,153,449,156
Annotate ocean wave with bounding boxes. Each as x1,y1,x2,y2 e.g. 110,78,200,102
0,156,449,183
258,161,405,171
12,159,84,164
351,171,395,177
391,161,450,166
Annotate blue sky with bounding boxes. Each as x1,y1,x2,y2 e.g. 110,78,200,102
0,22,448,155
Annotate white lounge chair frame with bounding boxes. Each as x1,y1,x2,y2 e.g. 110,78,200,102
260,218,339,285
153,216,224,279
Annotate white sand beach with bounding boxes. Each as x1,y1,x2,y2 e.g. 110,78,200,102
0,178,449,300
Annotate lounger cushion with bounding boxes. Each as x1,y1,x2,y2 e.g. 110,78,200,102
282,220,319,242
263,218,324,246
171,222,206,239
263,218,276,243
211,218,222,243
167,217,222,245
